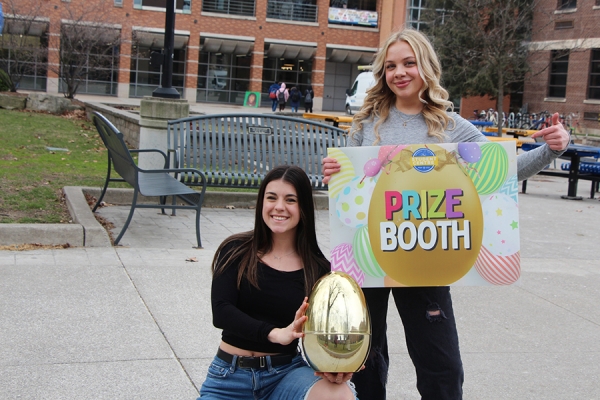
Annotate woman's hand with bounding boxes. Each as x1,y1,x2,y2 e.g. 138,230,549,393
530,112,570,151
322,157,341,184
314,371,356,384
267,297,309,346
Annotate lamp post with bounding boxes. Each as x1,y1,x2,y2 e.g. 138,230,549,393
152,0,180,99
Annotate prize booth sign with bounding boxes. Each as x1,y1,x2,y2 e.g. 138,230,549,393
328,142,520,287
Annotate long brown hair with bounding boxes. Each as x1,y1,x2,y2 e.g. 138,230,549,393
212,165,329,296
352,28,454,144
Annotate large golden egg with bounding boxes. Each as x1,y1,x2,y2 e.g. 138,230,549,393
368,144,483,286
302,272,371,372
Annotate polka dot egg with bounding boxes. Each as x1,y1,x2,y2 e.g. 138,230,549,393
481,193,520,256
335,176,377,228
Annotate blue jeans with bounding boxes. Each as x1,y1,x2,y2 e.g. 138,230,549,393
351,287,464,400
271,99,278,112
199,353,323,399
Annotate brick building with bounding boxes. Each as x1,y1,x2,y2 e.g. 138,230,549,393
524,0,600,135
0,0,410,111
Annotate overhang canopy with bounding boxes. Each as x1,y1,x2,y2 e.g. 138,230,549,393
328,49,375,64
133,31,189,49
266,43,315,59
3,19,48,36
201,38,253,55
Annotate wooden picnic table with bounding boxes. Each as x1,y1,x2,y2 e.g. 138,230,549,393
303,113,353,128
484,127,539,138
486,136,522,148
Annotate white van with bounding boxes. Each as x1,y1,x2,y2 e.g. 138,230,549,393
345,70,376,115
208,69,227,90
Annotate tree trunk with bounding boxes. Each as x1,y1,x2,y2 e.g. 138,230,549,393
496,74,504,137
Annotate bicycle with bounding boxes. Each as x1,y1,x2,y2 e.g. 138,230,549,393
522,111,551,130
564,112,583,140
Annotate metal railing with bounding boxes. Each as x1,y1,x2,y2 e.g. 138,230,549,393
202,0,256,17
267,1,318,23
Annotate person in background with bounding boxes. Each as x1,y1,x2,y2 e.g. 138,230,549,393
199,165,356,400
277,83,289,112
289,86,301,113
304,86,314,113
268,81,281,112
322,28,569,400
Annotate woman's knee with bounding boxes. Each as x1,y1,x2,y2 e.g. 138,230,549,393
306,379,355,400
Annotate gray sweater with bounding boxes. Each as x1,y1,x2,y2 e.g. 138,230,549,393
348,107,564,182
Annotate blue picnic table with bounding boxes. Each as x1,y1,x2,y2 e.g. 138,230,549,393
521,142,600,200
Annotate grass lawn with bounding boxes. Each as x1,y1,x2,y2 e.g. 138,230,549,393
0,108,110,223
0,108,257,224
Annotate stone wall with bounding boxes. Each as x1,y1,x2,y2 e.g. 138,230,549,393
84,102,141,148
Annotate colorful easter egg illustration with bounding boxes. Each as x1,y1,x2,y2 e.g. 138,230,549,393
336,176,377,228
475,246,520,285
499,175,519,203
378,145,406,173
363,158,382,178
458,143,482,163
352,226,385,278
481,194,519,256
466,143,508,195
368,144,483,286
330,243,365,286
327,148,356,198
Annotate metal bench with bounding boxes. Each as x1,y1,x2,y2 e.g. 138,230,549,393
166,113,347,191
92,112,207,248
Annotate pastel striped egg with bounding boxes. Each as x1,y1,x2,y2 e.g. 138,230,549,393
475,246,521,285
466,143,508,195
352,226,385,278
327,148,356,198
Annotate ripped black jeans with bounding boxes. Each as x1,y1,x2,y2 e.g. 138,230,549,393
352,287,464,400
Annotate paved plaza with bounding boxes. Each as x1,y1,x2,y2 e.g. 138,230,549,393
1,97,600,398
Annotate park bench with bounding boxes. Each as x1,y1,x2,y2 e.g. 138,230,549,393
92,112,207,248
166,113,347,191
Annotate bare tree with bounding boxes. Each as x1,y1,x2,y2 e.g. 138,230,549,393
0,0,49,92
425,0,555,135
48,1,122,99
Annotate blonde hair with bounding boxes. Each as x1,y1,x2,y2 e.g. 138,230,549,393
351,28,454,144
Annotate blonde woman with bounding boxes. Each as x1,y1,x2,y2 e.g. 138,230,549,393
322,28,569,399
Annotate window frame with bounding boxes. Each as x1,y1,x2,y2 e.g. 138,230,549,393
588,49,600,100
557,0,576,10
547,50,569,99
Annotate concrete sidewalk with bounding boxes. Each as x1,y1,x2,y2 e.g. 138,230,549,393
2,176,600,399
3,95,599,398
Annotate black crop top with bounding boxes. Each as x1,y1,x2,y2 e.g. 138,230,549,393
211,241,328,355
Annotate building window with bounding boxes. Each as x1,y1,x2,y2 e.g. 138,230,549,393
407,0,428,30
0,31,49,92
59,26,120,96
261,48,313,106
129,39,186,98
548,50,569,98
554,20,574,29
202,0,255,17
114,0,123,6
134,0,191,11
267,1,318,23
196,47,252,104
557,0,576,10
588,49,600,100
